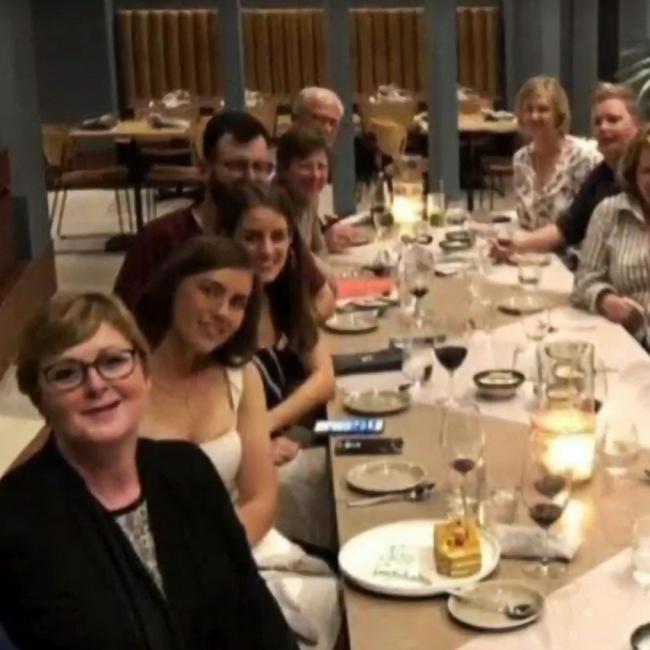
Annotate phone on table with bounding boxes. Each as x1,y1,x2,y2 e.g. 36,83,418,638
314,418,385,436
334,437,403,455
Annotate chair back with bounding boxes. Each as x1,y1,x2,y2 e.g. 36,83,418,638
359,96,417,132
367,118,406,160
41,125,70,170
247,97,279,138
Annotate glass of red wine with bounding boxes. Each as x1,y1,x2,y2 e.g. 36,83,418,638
521,434,572,579
442,402,485,521
433,314,470,406
403,244,435,325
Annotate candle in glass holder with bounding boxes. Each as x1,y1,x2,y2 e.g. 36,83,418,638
532,408,596,483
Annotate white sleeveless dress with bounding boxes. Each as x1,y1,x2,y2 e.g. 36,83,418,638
200,368,341,650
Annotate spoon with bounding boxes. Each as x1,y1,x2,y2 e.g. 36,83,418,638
347,482,435,508
448,589,538,620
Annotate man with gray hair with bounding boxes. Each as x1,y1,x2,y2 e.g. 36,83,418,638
292,86,363,252
292,86,344,147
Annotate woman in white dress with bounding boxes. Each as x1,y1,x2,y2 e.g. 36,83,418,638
136,236,341,649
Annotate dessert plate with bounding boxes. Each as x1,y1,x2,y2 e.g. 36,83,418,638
447,579,543,630
338,519,500,597
346,460,427,494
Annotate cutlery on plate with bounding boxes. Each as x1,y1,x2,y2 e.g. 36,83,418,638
347,482,435,508
447,589,538,620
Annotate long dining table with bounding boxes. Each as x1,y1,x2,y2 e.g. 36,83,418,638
323,225,650,649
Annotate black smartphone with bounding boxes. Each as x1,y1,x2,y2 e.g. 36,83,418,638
334,437,403,455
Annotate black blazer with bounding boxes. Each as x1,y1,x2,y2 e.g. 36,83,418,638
0,437,297,650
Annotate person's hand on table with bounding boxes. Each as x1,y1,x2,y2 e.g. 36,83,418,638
325,221,364,253
598,293,646,334
489,232,525,263
270,436,300,466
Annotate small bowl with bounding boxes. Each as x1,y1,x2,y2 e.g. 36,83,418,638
474,369,525,400
445,230,473,243
439,238,472,253
490,214,513,224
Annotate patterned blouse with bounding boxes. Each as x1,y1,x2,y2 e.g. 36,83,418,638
514,135,601,230
571,192,650,315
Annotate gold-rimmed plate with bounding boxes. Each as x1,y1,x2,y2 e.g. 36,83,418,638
342,389,411,415
347,460,427,494
324,312,379,334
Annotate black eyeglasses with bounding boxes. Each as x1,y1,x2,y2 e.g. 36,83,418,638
41,348,139,392
219,159,275,177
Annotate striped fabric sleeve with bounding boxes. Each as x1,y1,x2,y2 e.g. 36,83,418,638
571,197,618,312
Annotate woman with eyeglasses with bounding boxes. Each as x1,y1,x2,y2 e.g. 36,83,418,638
218,181,337,550
136,236,341,649
0,292,297,650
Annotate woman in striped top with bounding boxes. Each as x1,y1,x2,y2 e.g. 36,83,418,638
571,125,650,335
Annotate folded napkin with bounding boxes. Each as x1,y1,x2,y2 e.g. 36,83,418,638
333,348,403,376
266,579,319,647
336,277,396,299
489,524,581,561
147,113,190,130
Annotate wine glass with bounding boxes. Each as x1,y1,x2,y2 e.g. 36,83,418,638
521,434,572,579
434,313,470,406
517,254,543,311
442,402,485,520
402,341,433,392
372,207,394,241
403,245,435,324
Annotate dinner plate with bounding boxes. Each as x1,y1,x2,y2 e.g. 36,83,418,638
324,312,379,334
338,519,500,597
497,294,545,316
447,580,543,630
346,460,427,494
342,389,411,415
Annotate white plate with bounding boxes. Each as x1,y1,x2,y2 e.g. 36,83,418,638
497,294,545,316
339,519,500,597
447,579,543,630
324,312,379,334
347,460,427,494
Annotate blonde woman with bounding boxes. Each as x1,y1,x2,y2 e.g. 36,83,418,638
514,75,601,230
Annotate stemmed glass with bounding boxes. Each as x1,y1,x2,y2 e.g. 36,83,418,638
442,402,485,520
402,245,435,324
402,340,433,393
521,433,572,579
434,313,470,406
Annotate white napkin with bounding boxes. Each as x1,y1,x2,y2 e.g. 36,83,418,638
489,524,581,561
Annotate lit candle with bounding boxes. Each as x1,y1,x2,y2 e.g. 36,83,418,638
533,408,596,483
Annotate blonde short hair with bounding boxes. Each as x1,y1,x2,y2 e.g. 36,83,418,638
618,124,650,204
591,82,641,124
515,76,571,136
16,292,150,407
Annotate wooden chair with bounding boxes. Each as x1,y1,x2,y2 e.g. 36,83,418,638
358,96,418,133
42,125,132,237
247,97,279,138
478,155,513,209
367,118,407,161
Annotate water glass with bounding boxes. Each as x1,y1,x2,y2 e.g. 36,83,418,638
517,259,542,290
633,515,650,587
598,419,640,479
402,342,433,389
